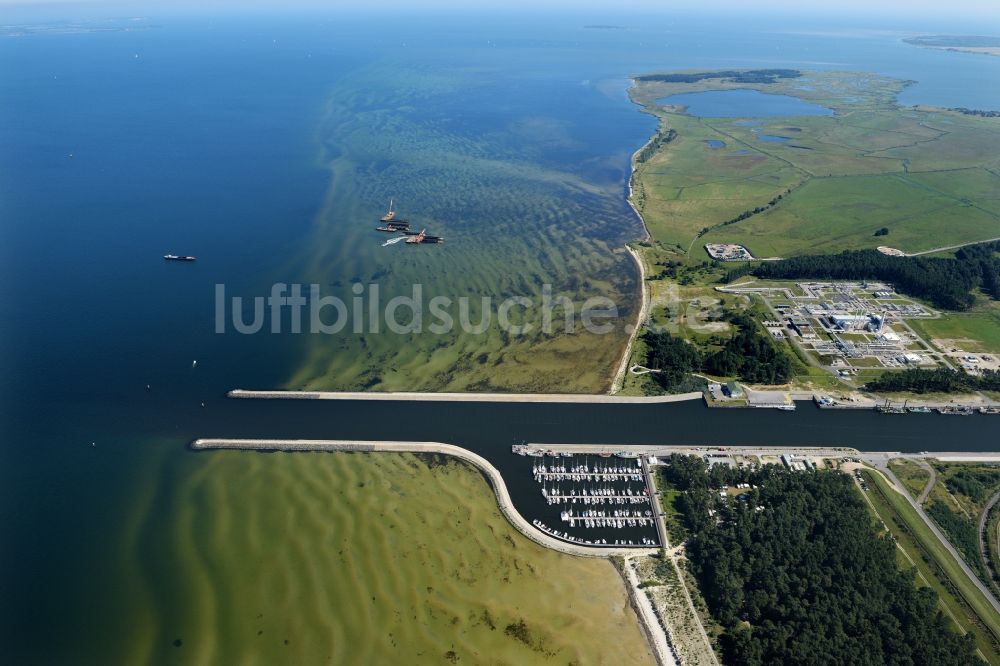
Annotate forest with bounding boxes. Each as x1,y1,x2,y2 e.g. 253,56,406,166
866,367,1000,393
635,69,801,84
635,128,677,163
725,245,1000,311
643,313,792,390
926,501,991,585
953,108,1000,118
660,455,979,665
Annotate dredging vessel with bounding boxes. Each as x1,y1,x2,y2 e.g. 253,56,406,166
376,220,410,232
380,199,396,222
404,229,444,244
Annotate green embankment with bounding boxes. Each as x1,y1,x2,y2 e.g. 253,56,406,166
989,504,1000,594
922,462,1000,592
861,469,1000,662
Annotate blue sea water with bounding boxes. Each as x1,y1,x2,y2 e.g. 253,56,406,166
2,6,1000,661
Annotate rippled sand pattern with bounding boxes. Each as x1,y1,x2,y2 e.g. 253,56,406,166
124,452,653,665
281,62,641,393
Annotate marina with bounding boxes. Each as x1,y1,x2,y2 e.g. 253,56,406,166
520,448,659,547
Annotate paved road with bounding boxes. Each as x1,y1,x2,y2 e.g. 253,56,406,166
905,236,1000,257
867,457,1000,615
979,489,1000,595
640,457,720,666
610,244,650,395
915,458,938,504
641,456,670,550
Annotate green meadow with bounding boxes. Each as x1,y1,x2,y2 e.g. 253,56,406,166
629,71,1000,259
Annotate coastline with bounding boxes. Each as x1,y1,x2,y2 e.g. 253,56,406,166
192,437,667,662
610,244,649,394
190,438,659,558
610,87,657,394
626,89,655,245
907,43,1000,58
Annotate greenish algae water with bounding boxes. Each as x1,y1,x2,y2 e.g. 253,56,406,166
106,452,653,665
283,60,641,393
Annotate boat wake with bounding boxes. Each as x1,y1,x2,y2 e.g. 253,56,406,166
382,236,407,246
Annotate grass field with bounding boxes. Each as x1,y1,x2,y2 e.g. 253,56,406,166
629,71,1000,259
860,469,1000,663
889,458,932,501
909,301,1000,355
702,172,1000,258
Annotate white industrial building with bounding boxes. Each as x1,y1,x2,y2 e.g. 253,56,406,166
830,314,870,331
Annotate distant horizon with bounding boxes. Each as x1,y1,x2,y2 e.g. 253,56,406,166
2,0,1000,25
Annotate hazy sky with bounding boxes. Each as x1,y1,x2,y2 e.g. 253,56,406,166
0,0,993,8
1,0,998,20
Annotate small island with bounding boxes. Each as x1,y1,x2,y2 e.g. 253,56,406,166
904,35,1000,57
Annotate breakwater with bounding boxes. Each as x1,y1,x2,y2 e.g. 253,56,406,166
228,389,703,403
191,438,657,558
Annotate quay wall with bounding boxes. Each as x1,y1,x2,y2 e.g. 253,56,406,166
228,389,703,404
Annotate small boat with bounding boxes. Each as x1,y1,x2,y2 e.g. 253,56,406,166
164,254,196,261
404,229,444,244
937,406,973,416
380,199,396,222
376,220,410,232
875,400,905,414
